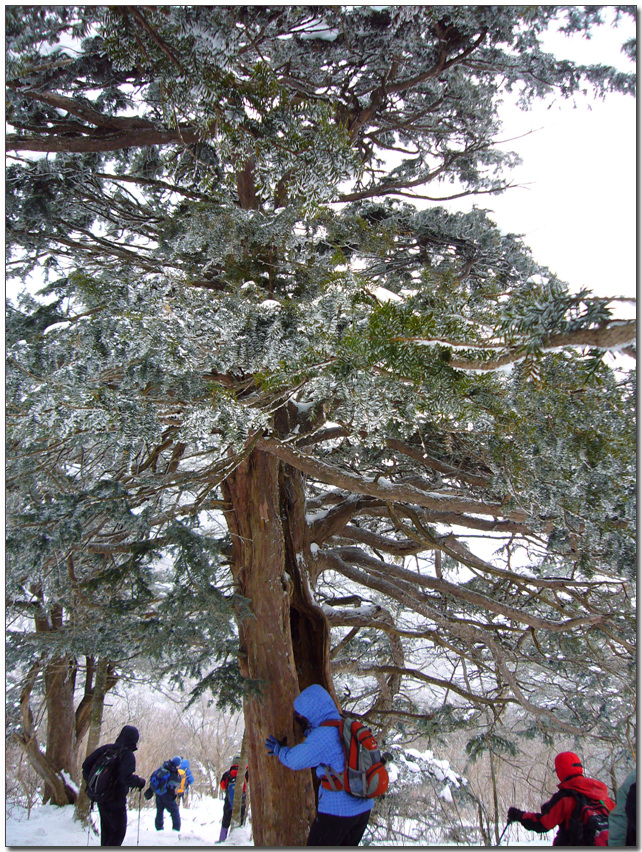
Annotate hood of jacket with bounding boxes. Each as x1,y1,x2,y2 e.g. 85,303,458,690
115,724,139,751
559,775,615,809
555,751,583,782
293,684,341,729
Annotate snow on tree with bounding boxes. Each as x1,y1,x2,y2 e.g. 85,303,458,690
6,6,635,845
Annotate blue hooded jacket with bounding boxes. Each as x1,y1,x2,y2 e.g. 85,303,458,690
276,684,373,817
172,757,195,786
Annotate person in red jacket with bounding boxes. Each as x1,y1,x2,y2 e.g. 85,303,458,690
217,758,248,843
507,752,615,846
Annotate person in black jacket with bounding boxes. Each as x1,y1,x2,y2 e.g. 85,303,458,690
82,725,146,847
624,780,636,846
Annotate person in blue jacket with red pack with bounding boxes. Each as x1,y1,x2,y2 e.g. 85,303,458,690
265,683,373,847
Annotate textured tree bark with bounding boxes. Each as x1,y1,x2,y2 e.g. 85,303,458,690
42,655,77,804
74,658,110,823
230,731,248,830
17,663,76,806
6,126,203,153
222,157,336,842
74,658,119,753
17,609,119,808
29,604,77,805
223,448,318,846
280,463,337,697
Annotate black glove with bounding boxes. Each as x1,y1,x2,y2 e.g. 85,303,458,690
144,787,154,800
133,776,145,790
294,712,310,734
507,807,524,824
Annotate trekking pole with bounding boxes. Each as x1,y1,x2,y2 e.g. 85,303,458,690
86,802,94,846
137,788,142,846
496,822,510,846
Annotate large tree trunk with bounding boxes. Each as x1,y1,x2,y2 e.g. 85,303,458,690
20,599,119,809
74,658,110,823
16,663,76,806
29,603,78,805
42,655,77,803
223,447,333,846
280,461,337,695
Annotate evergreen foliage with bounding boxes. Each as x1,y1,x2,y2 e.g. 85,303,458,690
6,5,636,817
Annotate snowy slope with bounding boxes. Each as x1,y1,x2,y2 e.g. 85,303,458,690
5,797,252,847
6,797,551,847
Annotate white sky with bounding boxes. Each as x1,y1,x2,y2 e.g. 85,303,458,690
475,19,636,304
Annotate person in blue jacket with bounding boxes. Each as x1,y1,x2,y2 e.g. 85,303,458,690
265,683,373,846
153,756,182,832
173,756,195,807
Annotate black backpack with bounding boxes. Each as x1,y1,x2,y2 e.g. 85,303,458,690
85,746,123,805
565,791,611,846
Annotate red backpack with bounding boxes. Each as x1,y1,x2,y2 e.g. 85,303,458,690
565,791,612,846
320,718,389,799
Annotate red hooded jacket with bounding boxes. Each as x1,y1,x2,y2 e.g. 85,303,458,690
220,764,248,795
521,774,615,846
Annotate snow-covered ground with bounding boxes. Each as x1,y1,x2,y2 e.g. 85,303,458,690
5,796,251,847
6,796,550,847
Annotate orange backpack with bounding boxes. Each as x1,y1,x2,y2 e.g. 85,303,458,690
176,768,187,795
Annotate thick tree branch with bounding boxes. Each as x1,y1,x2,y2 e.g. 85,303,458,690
334,524,425,557
257,437,527,521
333,660,505,708
121,7,186,72
308,496,379,545
16,662,76,805
395,321,637,372
332,545,606,633
7,126,203,153
317,549,589,735
386,438,490,487
8,87,155,131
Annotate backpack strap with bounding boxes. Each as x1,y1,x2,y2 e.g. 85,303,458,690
319,719,347,792
320,765,345,792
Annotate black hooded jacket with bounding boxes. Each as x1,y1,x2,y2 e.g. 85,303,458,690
82,725,145,806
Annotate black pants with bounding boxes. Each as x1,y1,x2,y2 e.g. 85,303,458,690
222,788,246,829
307,810,371,846
98,802,128,847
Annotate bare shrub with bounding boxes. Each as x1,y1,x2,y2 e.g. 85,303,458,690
6,742,42,817
95,684,243,804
